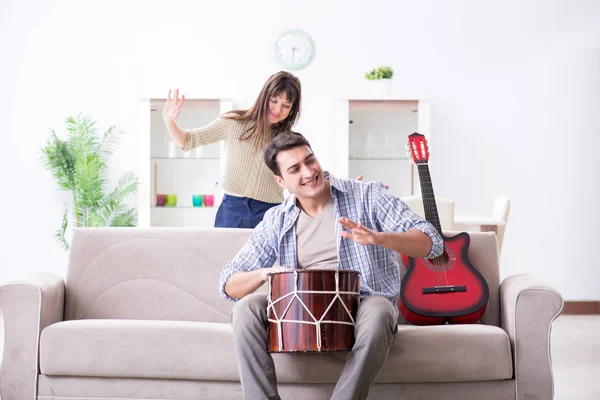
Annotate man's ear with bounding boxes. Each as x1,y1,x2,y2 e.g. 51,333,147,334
274,175,286,189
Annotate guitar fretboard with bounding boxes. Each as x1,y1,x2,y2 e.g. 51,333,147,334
416,163,443,235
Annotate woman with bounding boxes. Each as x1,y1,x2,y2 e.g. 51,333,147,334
162,71,302,228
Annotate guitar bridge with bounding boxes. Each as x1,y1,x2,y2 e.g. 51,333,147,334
422,285,467,294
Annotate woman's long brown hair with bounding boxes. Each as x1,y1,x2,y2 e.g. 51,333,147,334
223,71,301,143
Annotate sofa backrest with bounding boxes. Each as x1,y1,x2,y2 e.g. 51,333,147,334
65,228,500,327
64,228,254,323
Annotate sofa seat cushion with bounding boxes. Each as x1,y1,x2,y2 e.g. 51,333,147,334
40,320,241,381
40,320,512,383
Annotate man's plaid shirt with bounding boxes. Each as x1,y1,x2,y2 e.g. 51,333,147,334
219,172,444,307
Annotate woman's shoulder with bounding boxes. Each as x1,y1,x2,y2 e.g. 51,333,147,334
220,113,253,126
202,114,245,134
221,110,241,119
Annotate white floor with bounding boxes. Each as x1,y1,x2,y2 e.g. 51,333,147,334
552,315,600,400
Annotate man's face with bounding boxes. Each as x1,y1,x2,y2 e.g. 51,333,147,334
274,145,325,200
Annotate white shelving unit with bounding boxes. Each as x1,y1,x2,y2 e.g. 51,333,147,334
137,98,233,228
333,98,431,198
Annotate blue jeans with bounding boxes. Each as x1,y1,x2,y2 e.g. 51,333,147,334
214,194,280,229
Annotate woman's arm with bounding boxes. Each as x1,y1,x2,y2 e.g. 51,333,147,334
162,89,188,148
162,88,230,151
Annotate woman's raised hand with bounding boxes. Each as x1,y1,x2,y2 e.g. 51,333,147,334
162,88,185,122
356,175,389,189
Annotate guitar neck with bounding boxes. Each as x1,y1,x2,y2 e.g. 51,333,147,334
416,163,443,234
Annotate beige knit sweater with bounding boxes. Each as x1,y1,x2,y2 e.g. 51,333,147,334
183,117,284,204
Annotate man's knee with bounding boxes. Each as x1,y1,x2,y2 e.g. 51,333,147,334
231,292,268,327
356,296,396,337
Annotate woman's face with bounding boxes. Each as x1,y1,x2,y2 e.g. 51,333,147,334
268,93,293,125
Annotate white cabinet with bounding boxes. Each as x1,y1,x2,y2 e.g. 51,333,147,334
333,98,431,198
137,96,430,227
137,98,233,227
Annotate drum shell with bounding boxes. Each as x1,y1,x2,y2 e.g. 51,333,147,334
268,270,360,352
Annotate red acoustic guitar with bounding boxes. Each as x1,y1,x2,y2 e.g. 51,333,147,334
399,133,489,325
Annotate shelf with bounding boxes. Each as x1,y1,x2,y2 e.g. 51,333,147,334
349,157,409,161
151,206,218,209
348,100,419,112
149,98,225,111
151,157,220,160
141,97,234,228
339,97,430,101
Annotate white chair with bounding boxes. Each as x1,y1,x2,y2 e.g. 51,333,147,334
453,195,511,254
400,195,455,233
491,195,510,253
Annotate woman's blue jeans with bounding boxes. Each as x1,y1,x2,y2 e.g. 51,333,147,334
214,194,280,229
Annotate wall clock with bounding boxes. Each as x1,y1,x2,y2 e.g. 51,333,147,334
275,30,315,70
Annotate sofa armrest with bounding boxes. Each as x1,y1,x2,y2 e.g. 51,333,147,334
500,273,563,399
0,273,65,400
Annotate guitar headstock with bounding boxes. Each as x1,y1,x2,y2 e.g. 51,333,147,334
407,132,429,165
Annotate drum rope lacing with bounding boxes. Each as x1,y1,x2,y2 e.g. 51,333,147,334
267,270,360,351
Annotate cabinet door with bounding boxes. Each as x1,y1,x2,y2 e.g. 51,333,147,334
349,101,418,198
147,99,223,228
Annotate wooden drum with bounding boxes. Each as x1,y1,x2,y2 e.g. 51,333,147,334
267,270,360,352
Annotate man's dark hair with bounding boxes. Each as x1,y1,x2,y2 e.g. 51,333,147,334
264,131,312,176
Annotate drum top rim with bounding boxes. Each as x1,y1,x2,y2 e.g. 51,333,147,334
268,269,360,275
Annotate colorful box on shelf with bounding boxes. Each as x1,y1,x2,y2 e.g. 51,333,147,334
166,194,178,207
156,194,177,207
192,194,203,207
192,194,215,207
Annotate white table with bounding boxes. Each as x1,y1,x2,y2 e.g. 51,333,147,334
453,215,506,236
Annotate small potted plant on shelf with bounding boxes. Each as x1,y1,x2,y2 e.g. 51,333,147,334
365,66,394,97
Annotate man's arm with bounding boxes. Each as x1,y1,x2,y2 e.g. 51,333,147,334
219,215,280,301
224,270,266,300
374,229,433,257
224,266,289,300
372,183,444,258
339,218,433,257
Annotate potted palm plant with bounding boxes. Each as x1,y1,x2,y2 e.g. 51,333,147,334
40,113,139,250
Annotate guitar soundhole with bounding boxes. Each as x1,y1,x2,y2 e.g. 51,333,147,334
423,245,456,272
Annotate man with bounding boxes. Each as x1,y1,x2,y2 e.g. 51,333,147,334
219,131,443,400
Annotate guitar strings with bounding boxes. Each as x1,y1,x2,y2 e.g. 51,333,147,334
419,162,448,287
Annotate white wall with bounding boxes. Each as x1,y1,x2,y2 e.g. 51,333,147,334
1,0,599,300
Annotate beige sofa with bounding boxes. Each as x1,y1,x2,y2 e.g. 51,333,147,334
0,228,563,400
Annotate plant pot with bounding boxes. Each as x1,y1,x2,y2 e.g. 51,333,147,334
370,79,392,97
165,194,178,207
192,194,204,207
204,194,215,207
